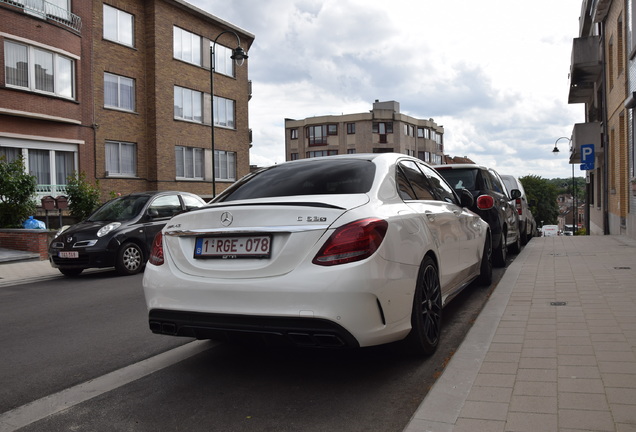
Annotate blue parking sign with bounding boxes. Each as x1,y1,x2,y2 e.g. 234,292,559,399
580,144,594,170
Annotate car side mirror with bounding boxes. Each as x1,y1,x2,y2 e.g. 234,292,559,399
147,208,159,218
458,189,474,208
509,189,522,200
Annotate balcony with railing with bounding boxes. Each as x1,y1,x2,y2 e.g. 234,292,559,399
35,184,67,203
0,0,82,33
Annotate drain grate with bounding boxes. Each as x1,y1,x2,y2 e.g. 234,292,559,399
550,301,567,306
614,267,632,270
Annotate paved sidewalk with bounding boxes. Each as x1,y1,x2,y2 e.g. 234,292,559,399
0,248,61,287
405,235,636,432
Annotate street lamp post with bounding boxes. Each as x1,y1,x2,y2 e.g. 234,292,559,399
210,30,248,199
553,136,576,235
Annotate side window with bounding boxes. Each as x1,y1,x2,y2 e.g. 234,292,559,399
149,195,181,218
398,161,436,200
420,164,458,204
396,166,417,200
182,194,205,211
489,170,505,195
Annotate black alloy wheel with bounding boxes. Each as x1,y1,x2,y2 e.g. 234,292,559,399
405,256,442,356
475,233,493,286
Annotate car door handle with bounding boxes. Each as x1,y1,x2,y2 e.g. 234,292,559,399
425,211,435,222
452,209,461,216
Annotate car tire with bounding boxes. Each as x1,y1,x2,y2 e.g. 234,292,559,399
59,268,83,277
475,234,492,286
509,230,521,254
520,223,528,245
115,242,144,276
404,256,442,356
493,232,507,267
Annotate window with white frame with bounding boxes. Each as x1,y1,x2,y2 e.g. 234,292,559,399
103,4,134,47
104,72,135,111
174,86,203,123
1,143,77,193
213,96,235,128
4,40,75,99
173,26,202,66
175,146,203,179
214,150,236,181
213,44,235,77
105,140,136,176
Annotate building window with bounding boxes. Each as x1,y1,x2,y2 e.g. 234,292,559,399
373,122,392,144
175,146,203,179
4,40,74,99
174,86,203,123
372,148,394,153
213,96,235,128
213,44,236,77
103,4,134,47
307,150,337,158
290,153,299,160
290,129,298,139
327,124,338,135
418,127,430,139
307,125,328,146
347,123,355,134
347,148,356,154
174,26,202,66
215,150,236,181
104,73,135,111
105,140,136,176
372,122,393,134
1,144,76,197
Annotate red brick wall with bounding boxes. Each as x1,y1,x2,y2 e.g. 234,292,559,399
0,230,54,260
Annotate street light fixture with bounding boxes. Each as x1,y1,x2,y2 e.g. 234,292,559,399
553,136,576,235
210,30,248,198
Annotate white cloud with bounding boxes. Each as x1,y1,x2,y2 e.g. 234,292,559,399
189,0,583,179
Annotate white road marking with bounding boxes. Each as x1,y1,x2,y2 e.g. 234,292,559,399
0,340,215,432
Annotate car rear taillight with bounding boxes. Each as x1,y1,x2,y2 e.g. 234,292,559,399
476,195,495,210
312,218,388,266
149,232,164,266
515,198,522,215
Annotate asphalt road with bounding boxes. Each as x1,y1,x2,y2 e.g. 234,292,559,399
0,257,513,432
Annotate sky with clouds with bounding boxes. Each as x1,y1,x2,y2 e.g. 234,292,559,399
187,0,584,179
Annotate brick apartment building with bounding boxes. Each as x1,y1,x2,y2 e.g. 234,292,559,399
284,100,445,163
1,0,254,203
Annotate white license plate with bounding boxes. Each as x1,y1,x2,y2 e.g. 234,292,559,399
58,251,79,259
194,235,272,259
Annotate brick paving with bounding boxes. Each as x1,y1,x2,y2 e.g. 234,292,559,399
405,235,636,432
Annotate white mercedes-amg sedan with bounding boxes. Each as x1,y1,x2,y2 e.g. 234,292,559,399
143,153,492,355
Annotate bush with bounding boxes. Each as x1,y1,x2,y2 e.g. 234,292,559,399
0,156,37,228
65,172,101,221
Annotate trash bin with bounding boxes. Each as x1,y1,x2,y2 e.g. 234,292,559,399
55,196,69,210
41,196,56,210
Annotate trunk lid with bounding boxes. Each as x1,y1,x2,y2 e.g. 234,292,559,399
163,195,368,278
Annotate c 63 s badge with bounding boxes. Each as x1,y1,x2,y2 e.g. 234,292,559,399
298,216,327,222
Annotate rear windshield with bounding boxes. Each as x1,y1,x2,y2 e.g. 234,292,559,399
219,159,376,201
437,169,479,191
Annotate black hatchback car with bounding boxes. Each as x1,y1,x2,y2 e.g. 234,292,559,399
433,164,521,267
49,191,206,276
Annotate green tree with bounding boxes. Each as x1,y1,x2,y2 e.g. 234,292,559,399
0,156,37,228
519,175,559,226
65,172,101,221
548,177,585,203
